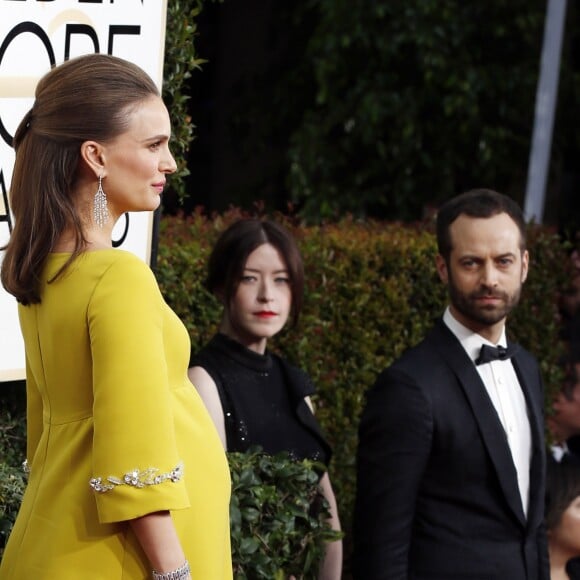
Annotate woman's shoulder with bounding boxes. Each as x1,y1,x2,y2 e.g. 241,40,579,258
272,353,316,398
88,249,155,282
83,250,161,307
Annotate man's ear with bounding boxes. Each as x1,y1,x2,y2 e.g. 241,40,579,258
521,250,529,284
435,254,448,284
80,141,106,177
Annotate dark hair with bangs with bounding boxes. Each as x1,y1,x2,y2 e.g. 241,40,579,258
436,189,527,263
206,219,304,327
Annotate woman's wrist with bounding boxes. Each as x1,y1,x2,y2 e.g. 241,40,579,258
151,559,190,580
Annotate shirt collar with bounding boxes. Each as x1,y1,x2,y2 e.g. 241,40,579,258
442,306,507,364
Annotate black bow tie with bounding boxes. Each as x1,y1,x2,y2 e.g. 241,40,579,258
475,344,518,366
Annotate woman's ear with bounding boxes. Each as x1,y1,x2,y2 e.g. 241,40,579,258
80,141,106,177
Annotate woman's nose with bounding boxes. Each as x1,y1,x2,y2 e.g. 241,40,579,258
161,146,177,174
257,280,273,302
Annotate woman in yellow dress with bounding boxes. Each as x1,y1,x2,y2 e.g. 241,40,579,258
0,54,232,580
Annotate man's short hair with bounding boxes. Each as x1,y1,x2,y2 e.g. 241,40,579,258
436,189,527,261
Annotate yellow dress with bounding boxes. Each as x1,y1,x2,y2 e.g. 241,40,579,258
0,250,232,579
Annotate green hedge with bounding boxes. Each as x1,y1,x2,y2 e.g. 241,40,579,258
0,399,26,558
0,463,25,553
155,210,569,571
229,448,339,579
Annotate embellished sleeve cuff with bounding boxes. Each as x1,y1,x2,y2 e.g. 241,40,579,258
90,461,190,523
89,462,184,493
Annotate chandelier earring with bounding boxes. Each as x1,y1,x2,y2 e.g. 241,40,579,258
93,175,109,228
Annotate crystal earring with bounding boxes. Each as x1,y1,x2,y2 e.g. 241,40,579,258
93,175,109,228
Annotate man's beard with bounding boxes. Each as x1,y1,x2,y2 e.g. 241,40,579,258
448,272,523,328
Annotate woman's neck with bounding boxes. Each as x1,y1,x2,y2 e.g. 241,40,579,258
549,544,571,580
53,223,114,253
218,322,268,355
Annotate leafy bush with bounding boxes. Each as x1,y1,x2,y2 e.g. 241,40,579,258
225,1,580,222
229,448,339,579
0,388,26,559
162,0,205,200
286,0,550,220
162,0,224,201
0,463,25,558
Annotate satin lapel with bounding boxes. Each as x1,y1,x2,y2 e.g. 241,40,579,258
429,322,527,527
510,348,546,531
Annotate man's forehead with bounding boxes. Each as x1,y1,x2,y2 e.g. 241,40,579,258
449,213,523,246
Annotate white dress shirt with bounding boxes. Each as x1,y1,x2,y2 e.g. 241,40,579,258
443,308,532,516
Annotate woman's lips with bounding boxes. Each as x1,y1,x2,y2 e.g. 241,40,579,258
254,311,276,318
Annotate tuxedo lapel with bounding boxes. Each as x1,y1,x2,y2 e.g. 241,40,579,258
429,322,527,527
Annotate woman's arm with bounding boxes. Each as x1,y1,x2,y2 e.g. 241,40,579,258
129,511,191,578
188,366,227,449
318,472,343,580
304,396,343,579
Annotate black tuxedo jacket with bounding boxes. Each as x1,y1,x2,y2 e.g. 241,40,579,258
353,319,549,580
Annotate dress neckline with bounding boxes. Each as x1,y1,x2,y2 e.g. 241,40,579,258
210,333,273,373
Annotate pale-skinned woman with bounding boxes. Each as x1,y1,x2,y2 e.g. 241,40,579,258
189,218,342,579
0,54,231,580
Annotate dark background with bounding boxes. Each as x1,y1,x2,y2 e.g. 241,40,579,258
165,0,580,238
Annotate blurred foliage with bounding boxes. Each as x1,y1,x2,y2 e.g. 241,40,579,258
225,1,580,222
288,0,549,220
228,448,340,579
163,0,223,201
0,384,26,560
0,463,25,560
155,210,570,572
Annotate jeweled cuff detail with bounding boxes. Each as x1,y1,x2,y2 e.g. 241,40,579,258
89,462,184,493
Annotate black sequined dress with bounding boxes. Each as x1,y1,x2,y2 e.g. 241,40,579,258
190,333,331,465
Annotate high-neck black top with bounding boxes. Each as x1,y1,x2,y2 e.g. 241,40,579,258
190,333,331,465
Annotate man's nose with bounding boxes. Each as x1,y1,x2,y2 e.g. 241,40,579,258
481,262,498,287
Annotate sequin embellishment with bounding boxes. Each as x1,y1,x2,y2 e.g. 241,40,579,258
89,462,184,493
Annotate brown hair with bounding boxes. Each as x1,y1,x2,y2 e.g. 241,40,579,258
436,188,527,263
206,219,304,327
1,53,160,305
546,454,580,531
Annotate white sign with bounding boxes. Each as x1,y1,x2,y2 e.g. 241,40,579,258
0,0,169,381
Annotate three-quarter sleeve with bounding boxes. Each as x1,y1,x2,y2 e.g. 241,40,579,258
87,254,190,523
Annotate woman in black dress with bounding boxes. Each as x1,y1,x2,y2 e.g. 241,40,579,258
188,218,342,579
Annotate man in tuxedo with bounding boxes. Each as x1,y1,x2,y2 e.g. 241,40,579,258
353,189,549,579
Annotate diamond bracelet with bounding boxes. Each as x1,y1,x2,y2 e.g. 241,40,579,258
152,560,190,580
